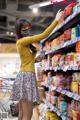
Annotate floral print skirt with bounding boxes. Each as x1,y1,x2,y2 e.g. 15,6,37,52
10,72,39,103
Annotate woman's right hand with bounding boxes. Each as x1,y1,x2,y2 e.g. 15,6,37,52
55,9,64,21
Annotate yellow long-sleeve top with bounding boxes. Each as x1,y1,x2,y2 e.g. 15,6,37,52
16,20,58,73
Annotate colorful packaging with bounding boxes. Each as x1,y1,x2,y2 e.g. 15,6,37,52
64,29,71,42
71,80,79,94
76,41,80,52
59,101,68,114
64,3,76,18
51,39,57,50
45,41,51,52
65,53,74,66
52,54,61,67
72,110,80,120
75,25,80,37
71,28,76,40
73,3,80,12
46,112,60,120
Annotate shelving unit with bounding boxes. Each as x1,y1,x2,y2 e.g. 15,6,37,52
41,10,80,44
47,86,80,101
45,38,80,55
44,99,69,120
42,66,80,72
38,4,80,120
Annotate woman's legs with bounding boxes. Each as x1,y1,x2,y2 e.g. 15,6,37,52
18,101,23,120
21,100,33,120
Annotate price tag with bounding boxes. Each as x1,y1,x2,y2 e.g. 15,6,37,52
61,90,66,94
66,91,73,97
77,96,80,101
56,89,60,92
74,95,80,101
74,95,78,100
64,90,67,94
65,16,71,24
68,92,73,97
63,66,68,72
54,67,58,72
57,111,61,116
64,41,69,47
71,12,77,19
50,107,53,111
51,86,56,91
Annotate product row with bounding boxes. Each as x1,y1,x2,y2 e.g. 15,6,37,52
43,3,80,52
42,52,80,71
45,93,80,120
42,72,80,95
39,103,62,120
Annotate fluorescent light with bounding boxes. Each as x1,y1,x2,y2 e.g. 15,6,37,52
38,1,51,7
10,32,14,35
29,1,51,9
29,0,65,9
32,8,38,14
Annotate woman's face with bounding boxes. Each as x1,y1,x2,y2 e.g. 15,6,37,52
21,23,32,37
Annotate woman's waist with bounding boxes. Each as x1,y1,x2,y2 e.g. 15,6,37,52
20,65,35,73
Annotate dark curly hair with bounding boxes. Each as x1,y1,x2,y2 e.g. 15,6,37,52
15,18,37,53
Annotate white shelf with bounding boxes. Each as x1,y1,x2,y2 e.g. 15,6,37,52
43,65,80,72
41,9,80,44
49,87,80,102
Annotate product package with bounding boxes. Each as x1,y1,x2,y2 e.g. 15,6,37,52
64,3,76,19
76,41,80,52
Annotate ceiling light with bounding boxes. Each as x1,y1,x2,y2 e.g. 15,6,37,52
29,0,65,9
32,8,38,14
6,31,10,35
10,32,14,36
29,1,51,9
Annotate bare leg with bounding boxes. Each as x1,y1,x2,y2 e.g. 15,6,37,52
21,100,33,120
18,101,23,120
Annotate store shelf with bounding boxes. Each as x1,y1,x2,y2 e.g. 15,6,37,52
44,99,68,120
41,10,80,44
49,86,80,102
45,38,80,55
42,65,80,72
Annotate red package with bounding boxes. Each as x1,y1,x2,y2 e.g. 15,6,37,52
76,41,80,52
64,3,76,18
77,111,80,120
65,53,74,62
64,29,71,42
58,34,65,45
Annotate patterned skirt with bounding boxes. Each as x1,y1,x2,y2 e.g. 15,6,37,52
10,72,39,103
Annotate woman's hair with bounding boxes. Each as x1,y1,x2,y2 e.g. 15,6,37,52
15,18,31,39
15,18,37,54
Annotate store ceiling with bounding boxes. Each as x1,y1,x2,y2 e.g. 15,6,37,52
0,0,77,43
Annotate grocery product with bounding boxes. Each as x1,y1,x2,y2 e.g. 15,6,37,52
76,41,80,52
64,29,71,42
46,111,61,120
73,3,80,12
64,3,76,18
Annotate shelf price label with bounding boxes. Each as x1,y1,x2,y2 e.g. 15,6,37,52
74,95,80,101
61,90,66,94
67,92,73,98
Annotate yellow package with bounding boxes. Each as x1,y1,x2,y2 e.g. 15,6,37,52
46,111,51,120
71,80,79,94
49,112,60,120
51,39,57,50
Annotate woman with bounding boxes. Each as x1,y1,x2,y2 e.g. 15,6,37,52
10,10,63,120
